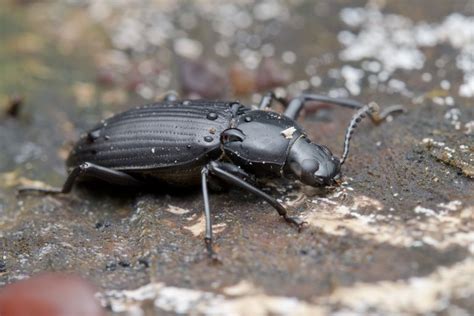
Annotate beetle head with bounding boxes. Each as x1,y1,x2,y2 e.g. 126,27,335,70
286,137,341,186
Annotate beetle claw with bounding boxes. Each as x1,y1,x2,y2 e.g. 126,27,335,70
284,216,307,232
205,238,222,264
17,186,63,195
209,253,222,265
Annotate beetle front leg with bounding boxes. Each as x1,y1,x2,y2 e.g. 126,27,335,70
258,91,287,110
284,93,405,123
206,161,306,231
18,162,143,194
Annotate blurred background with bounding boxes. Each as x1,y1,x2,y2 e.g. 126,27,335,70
0,0,473,315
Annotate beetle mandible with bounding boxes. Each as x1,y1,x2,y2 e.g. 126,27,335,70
21,92,403,257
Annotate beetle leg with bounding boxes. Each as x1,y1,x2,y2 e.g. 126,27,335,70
258,92,287,110
18,162,143,194
208,162,257,192
201,166,219,260
206,161,305,230
284,93,405,123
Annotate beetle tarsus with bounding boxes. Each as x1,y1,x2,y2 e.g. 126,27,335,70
17,186,64,195
368,103,406,124
283,215,307,231
205,238,220,263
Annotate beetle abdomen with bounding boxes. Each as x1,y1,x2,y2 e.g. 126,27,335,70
67,101,235,172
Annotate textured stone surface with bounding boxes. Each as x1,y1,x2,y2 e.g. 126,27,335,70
0,1,473,315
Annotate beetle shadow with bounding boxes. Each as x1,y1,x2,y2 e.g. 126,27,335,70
71,179,210,205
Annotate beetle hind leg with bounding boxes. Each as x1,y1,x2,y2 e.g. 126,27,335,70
284,93,405,123
18,162,143,195
258,91,287,110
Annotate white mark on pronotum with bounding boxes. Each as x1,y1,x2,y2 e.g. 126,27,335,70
281,126,297,139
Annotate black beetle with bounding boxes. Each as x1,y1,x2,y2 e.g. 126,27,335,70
21,92,403,257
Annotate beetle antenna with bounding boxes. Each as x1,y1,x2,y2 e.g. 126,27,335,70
340,102,378,165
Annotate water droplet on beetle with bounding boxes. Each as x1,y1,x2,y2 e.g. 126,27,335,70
186,144,192,149
87,129,101,142
244,116,252,122
207,112,218,120
204,136,213,142
151,148,156,154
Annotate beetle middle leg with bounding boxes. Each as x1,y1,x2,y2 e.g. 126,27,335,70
200,161,305,257
19,162,143,194
200,166,218,259
283,93,405,123
258,92,287,110
206,161,305,227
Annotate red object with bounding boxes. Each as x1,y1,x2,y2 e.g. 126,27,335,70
0,273,103,316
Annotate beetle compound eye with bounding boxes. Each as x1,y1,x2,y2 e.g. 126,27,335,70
301,159,319,173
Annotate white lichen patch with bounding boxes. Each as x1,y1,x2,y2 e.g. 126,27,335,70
306,192,474,252
414,205,438,217
339,7,474,97
465,121,474,135
223,280,258,296
444,108,462,130
341,65,364,96
165,204,191,215
421,137,474,178
319,257,474,315
98,256,474,315
184,214,226,237
437,200,462,212
99,281,326,316
0,171,53,190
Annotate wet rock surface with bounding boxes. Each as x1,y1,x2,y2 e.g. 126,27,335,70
0,1,473,315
